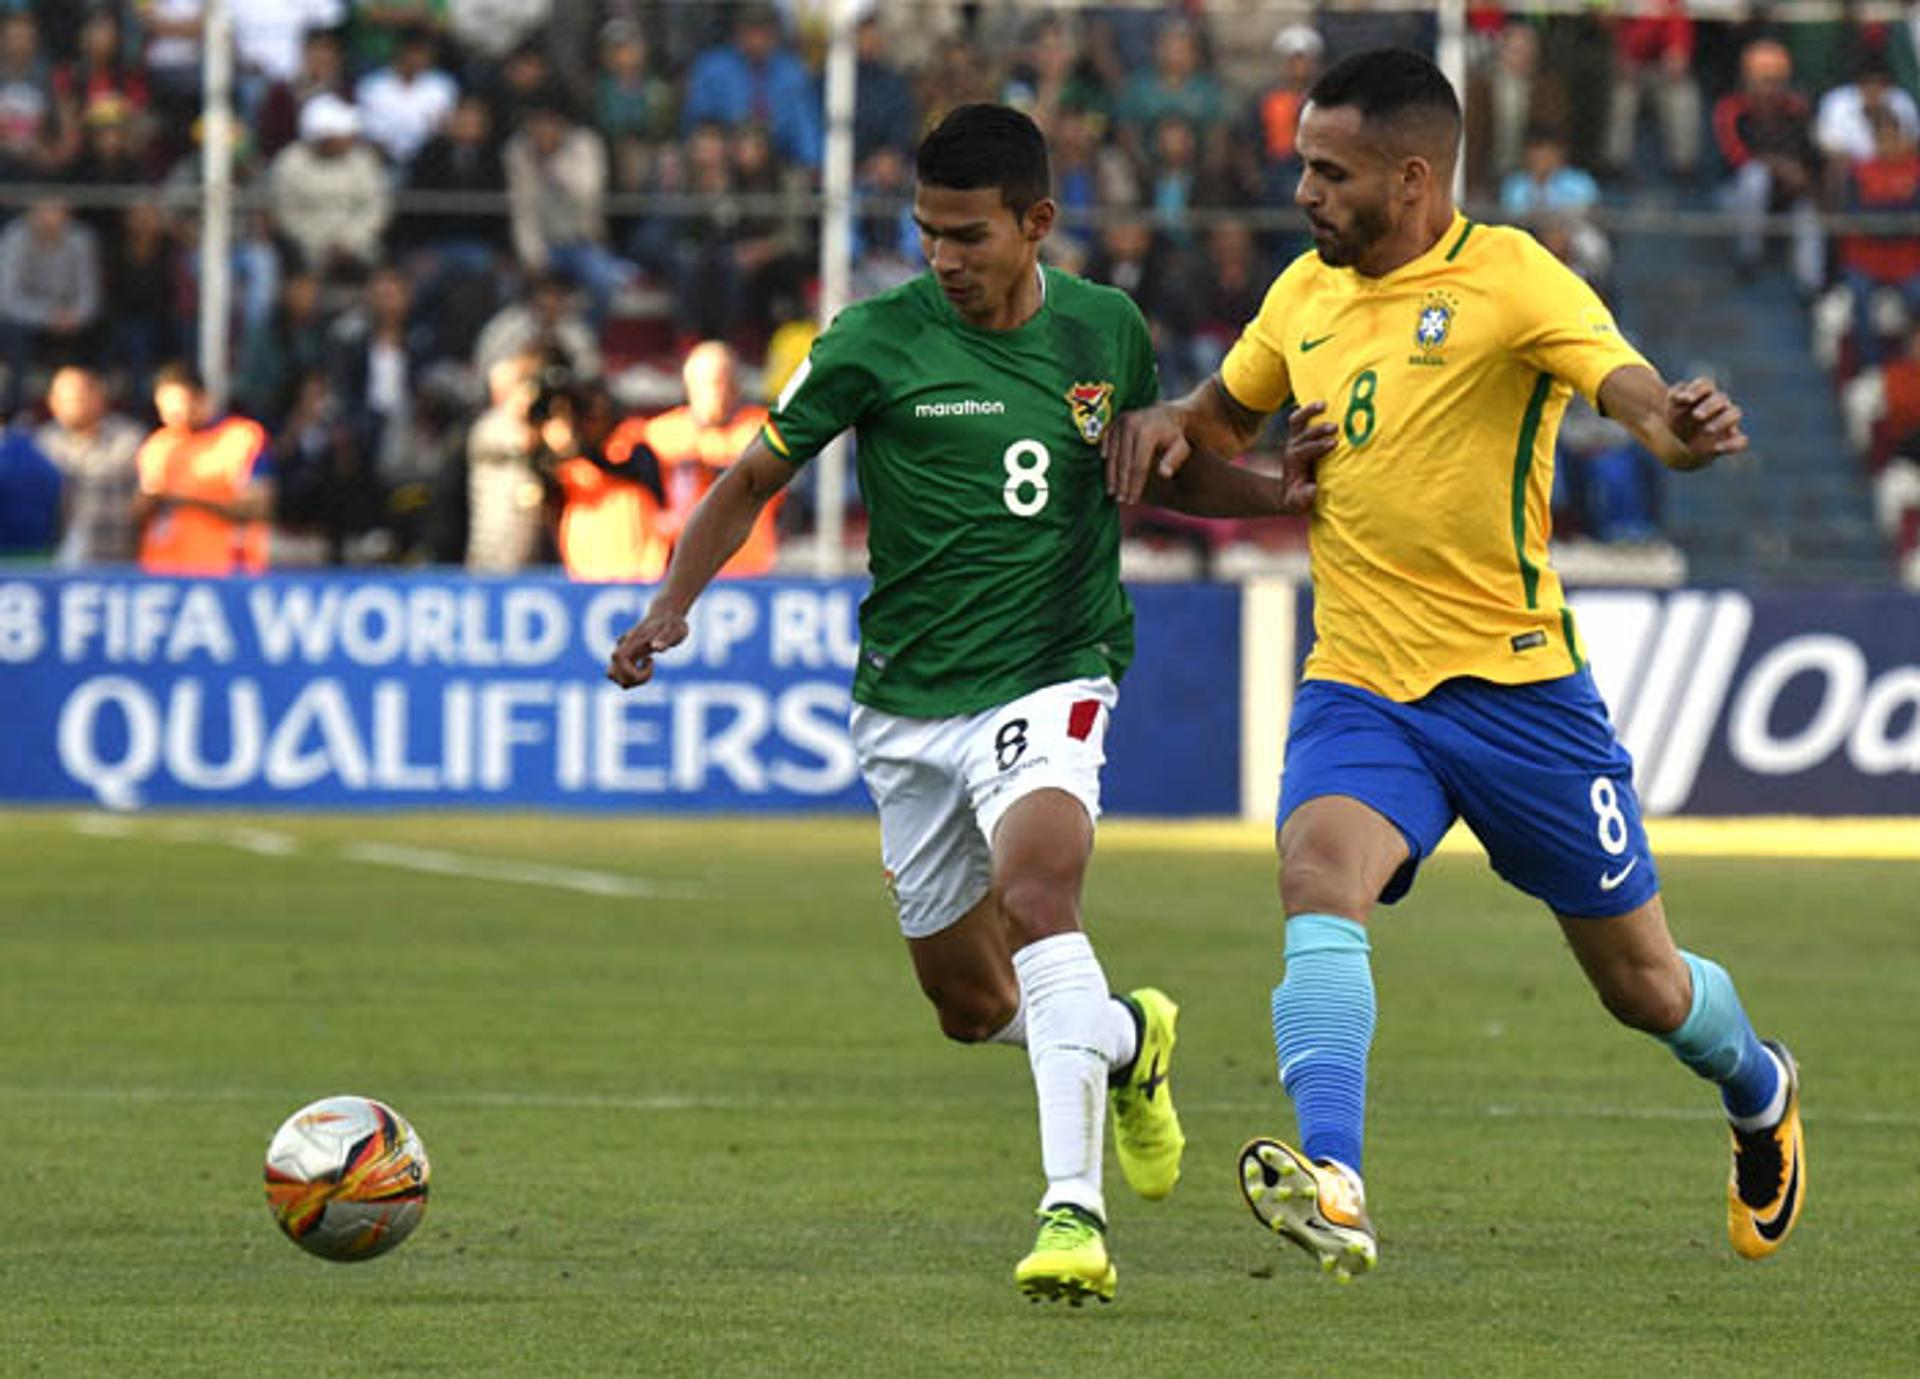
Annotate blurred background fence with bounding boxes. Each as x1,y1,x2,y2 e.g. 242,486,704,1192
0,0,1915,584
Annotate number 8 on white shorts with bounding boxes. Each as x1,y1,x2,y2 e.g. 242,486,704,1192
849,676,1118,938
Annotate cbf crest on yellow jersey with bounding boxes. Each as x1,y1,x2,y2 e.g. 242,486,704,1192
1220,212,1651,701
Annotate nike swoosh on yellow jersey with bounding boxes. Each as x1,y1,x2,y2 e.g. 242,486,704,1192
1300,333,1336,352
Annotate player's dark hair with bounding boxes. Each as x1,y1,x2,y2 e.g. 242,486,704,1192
1309,47,1462,150
915,103,1051,217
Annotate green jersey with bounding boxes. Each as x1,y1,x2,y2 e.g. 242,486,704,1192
763,267,1160,717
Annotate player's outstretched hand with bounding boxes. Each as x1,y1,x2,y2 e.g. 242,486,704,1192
1665,377,1747,468
1279,400,1335,513
607,608,688,689
1102,402,1190,504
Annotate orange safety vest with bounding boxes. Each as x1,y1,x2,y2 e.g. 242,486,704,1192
639,403,781,578
555,445,670,583
136,416,271,575
1259,87,1307,163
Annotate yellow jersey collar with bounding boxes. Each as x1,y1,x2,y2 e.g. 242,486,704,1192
1359,210,1471,288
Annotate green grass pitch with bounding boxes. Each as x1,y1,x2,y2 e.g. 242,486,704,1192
2,811,1914,1376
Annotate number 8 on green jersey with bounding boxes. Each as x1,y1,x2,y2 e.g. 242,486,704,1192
761,267,1160,719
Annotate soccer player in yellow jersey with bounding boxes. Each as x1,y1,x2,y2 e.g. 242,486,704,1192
1106,49,1804,1280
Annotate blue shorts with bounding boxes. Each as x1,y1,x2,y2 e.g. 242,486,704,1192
1277,671,1660,918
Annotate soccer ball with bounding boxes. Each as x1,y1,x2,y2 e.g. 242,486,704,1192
264,1095,431,1262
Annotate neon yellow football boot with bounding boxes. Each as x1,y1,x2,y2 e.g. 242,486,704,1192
1110,988,1186,1200
1014,1204,1117,1306
1728,1040,1805,1259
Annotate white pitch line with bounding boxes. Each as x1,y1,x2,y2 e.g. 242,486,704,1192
0,1086,741,1112
65,817,704,901
68,814,142,839
68,816,307,857
68,815,302,856
163,822,301,856
338,841,705,900
432,1090,735,1112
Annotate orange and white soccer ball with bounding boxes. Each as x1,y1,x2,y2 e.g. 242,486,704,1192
264,1095,431,1261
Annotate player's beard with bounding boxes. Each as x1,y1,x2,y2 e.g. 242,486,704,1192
1314,200,1393,268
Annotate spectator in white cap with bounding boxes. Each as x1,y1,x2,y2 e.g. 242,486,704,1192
1273,23,1324,62
267,92,392,276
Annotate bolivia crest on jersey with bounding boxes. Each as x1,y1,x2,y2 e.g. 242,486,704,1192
1065,381,1115,443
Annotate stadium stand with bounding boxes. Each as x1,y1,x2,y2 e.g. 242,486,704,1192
0,2,1911,586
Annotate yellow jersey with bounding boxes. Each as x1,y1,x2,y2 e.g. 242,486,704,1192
1220,212,1650,701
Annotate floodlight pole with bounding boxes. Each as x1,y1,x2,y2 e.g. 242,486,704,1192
1437,0,1468,202
199,0,235,412
812,0,858,577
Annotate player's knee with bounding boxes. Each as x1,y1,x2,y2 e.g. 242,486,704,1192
1277,842,1374,923
1595,963,1692,1034
921,978,1017,1044
934,1007,1009,1044
994,874,1079,946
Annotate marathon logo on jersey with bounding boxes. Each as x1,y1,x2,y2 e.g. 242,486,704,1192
1410,291,1457,366
913,398,1007,418
1065,382,1115,443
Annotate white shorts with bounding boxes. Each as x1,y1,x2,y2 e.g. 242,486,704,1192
848,676,1118,939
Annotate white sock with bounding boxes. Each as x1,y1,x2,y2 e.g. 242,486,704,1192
994,995,1135,1068
1107,996,1140,1078
986,998,1026,1048
1012,931,1125,1220
982,993,1135,1059
1728,1047,1791,1132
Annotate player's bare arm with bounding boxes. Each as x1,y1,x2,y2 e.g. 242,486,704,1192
1598,364,1748,472
1104,375,1274,504
606,436,794,688
1141,400,1333,517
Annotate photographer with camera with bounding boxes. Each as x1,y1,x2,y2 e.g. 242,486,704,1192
533,358,671,582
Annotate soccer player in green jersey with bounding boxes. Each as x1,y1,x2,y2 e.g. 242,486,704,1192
609,104,1315,1305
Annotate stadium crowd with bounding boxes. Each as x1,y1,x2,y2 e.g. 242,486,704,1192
0,1,1917,576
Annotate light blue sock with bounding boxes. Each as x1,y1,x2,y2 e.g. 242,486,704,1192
1271,913,1375,1173
1662,951,1780,1120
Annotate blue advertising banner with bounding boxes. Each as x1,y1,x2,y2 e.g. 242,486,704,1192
1572,588,1920,816
0,573,1242,815
1109,582,1240,815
